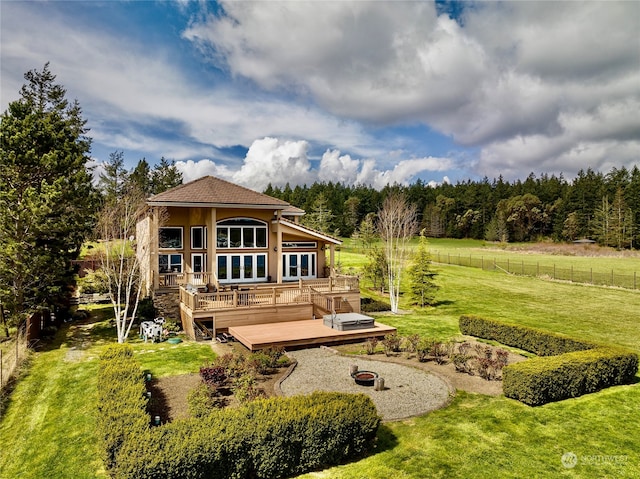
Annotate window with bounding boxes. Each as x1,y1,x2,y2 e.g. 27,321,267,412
159,227,183,249
191,226,206,249
216,218,267,249
282,241,317,249
159,254,183,273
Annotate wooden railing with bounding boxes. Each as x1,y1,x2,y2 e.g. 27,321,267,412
160,272,215,288
179,276,358,313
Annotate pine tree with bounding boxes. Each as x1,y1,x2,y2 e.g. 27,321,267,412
407,232,438,307
0,64,97,325
151,157,182,194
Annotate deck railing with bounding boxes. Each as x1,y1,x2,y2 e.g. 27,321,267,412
180,275,358,313
160,272,215,288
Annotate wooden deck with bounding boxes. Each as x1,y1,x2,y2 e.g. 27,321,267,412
229,319,396,351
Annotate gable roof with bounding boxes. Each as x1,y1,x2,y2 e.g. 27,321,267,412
278,218,342,245
147,176,291,209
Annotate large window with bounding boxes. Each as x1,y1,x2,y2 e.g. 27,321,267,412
217,253,268,283
282,253,316,280
159,253,183,273
191,226,207,249
159,227,183,249
216,218,267,249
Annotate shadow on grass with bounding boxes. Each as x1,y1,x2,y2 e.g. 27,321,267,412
375,423,399,453
146,378,170,425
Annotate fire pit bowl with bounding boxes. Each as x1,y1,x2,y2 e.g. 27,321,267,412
352,370,379,386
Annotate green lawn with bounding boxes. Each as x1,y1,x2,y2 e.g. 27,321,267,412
0,305,215,479
1,252,639,478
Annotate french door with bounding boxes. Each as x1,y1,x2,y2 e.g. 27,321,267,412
217,253,267,283
282,253,316,281
191,253,207,285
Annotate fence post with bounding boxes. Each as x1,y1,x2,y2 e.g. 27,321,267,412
522,260,524,275
590,268,593,284
571,266,573,282
507,259,509,273
611,270,614,286
635,272,637,290
537,262,539,277
481,256,484,270
553,264,556,280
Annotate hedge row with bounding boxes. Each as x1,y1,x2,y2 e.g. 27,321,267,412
96,344,149,473
96,348,380,478
503,347,638,406
459,315,638,406
459,314,595,356
114,391,380,479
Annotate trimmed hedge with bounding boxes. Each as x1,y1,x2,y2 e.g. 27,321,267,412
114,392,380,479
96,345,149,473
459,314,594,356
97,347,380,478
459,315,638,406
503,347,638,406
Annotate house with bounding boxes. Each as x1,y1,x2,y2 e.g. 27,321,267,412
136,176,395,349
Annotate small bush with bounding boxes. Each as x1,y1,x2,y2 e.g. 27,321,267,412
402,334,421,354
365,337,378,355
361,297,391,313
382,332,402,356
188,383,221,418
416,338,435,362
199,365,227,388
232,373,264,404
431,342,454,365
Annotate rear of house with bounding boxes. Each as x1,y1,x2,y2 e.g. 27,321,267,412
135,176,393,349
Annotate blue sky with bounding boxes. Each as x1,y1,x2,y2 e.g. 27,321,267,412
1,1,638,191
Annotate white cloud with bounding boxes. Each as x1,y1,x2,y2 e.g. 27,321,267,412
184,1,640,179
177,137,455,191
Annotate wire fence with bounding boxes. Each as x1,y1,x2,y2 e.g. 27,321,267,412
431,251,639,290
0,332,28,392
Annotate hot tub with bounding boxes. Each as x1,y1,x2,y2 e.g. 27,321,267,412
323,313,375,331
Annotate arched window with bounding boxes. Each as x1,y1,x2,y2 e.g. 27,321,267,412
216,218,268,249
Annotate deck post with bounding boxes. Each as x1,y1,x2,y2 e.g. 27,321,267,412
272,287,277,305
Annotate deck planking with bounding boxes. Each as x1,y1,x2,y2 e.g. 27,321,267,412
229,319,396,351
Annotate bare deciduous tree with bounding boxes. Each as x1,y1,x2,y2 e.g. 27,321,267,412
377,193,419,314
96,187,153,343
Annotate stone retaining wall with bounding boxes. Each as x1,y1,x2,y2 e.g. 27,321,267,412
153,290,181,322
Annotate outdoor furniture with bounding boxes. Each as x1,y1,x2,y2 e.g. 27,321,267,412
140,321,163,342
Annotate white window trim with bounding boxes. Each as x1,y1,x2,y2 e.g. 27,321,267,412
216,218,268,249
159,253,183,273
217,253,268,283
190,226,207,250
159,227,183,250
282,252,317,281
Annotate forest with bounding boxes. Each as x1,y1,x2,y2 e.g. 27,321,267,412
263,166,640,249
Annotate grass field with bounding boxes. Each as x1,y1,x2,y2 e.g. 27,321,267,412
1,246,639,478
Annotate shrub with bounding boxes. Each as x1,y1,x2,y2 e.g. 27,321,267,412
199,365,227,388
232,373,264,404
365,337,378,355
188,383,221,418
416,338,435,362
360,297,391,313
459,314,594,356
452,353,474,374
503,347,638,406
382,332,402,356
459,315,639,404
403,334,421,354
96,344,149,474
114,392,380,479
431,342,454,365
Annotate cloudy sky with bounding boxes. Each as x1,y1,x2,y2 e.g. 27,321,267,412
1,1,638,191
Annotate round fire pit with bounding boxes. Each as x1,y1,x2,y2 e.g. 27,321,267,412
352,370,379,386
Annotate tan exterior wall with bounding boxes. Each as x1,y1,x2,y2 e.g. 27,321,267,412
147,205,332,287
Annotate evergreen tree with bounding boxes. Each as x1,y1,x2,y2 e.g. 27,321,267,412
128,158,152,196
151,157,182,194
407,232,438,307
302,193,334,233
0,64,97,325
98,150,128,202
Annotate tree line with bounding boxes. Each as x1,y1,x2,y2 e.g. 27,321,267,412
264,167,640,249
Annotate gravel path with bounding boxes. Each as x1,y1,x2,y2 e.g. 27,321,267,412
280,347,454,421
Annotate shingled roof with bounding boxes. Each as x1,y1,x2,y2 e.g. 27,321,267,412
147,176,291,209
